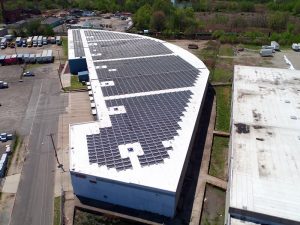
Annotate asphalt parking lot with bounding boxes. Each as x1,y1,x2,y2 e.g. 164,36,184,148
0,44,64,154
0,41,68,225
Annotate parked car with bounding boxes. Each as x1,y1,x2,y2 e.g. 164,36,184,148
188,44,199,49
23,71,35,77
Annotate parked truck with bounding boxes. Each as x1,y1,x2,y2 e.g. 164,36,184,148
56,36,62,45
260,48,273,57
1,38,7,49
32,36,38,47
262,45,275,52
27,36,33,47
271,41,280,51
37,36,43,47
42,36,48,45
22,38,27,47
16,37,22,47
292,43,300,51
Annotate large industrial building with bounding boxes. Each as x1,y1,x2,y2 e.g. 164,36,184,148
68,29,209,217
226,65,300,224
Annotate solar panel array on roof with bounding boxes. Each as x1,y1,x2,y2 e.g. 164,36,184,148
87,91,192,169
101,70,198,96
85,30,141,41
94,55,197,80
95,55,199,96
77,30,203,171
72,30,85,58
89,39,172,60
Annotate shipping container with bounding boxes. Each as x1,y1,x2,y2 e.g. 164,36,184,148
4,55,10,64
0,162,5,178
11,54,18,64
36,53,42,63
0,55,5,65
46,50,54,63
29,54,36,63
23,53,30,63
41,50,48,63
0,153,8,177
17,53,23,63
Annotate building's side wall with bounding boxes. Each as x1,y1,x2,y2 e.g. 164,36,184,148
229,207,300,225
71,172,176,217
174,82,209,209
69,58,87,74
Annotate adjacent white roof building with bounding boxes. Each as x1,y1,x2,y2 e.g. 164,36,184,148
227,65,300,225
68,29,209,217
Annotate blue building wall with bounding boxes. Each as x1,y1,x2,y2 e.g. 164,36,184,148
69,58,87,74
71,172,176,217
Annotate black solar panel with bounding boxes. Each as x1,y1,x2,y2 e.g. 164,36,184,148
89,39,172,60
94,55,198,80
80,30,202,171
84,30,141,41
95,55,200,96
72,30,85,58
101,70,198,96
86,91,192,170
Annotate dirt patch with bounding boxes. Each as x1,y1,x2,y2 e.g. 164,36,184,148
209,136,229,180
200,184,225,225
0,192,15,225
73,208,145,225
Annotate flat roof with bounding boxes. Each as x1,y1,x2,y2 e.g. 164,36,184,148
229,65,300,223
69,29,209,193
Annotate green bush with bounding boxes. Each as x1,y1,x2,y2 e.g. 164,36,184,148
240,1,255,12
219,33,238,44
213,30,225,39
293,1,300,15
267,12,289,31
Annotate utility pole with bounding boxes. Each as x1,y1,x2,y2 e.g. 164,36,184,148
56,49,61,67
57,69,65,91
49,133,65,171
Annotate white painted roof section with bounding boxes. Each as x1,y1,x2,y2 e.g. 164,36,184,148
230,218,260,225
69,30,209,193
230,66,300,222
68,29,75,59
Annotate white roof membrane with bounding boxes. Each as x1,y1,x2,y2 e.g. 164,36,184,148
229,65,300,224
